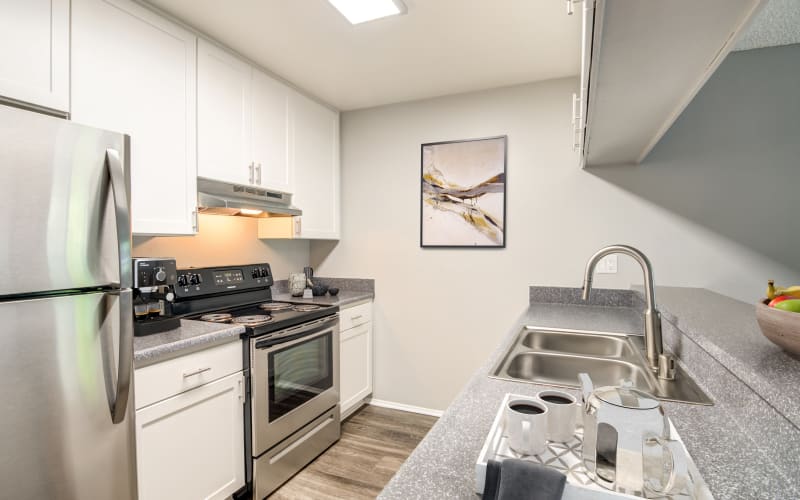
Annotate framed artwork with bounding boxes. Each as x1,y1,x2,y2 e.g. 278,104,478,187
420,135,507,248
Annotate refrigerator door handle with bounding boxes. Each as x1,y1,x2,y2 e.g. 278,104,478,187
105,148,132,289
108,288,134,424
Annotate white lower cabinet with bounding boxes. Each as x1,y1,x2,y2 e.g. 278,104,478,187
339,302,373,418
134,342,245,500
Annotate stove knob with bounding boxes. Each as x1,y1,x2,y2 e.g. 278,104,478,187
154,267,167,283
195,273,203,284
177,274,187,287
260,268,269,278
251,269,259,279
189,274,200,285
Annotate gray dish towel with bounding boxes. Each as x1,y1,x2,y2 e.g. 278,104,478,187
482,459,566,500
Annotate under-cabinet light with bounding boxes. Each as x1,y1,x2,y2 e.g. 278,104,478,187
239,208,263,216
328,0,406,25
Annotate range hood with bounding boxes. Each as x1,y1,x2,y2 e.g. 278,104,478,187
197,177,301,218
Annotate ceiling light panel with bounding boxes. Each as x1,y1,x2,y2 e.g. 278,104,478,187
328,0,406,25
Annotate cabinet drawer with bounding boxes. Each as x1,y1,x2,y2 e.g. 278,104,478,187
339,301,372,331
135,341,243,409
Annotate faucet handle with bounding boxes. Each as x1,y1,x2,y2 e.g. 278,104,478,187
657,353,677,380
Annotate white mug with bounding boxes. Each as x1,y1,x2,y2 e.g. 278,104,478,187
537,389,578,442
506,398,548,456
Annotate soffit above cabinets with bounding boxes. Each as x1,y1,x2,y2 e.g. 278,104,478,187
144,0,581,111
576,0,766,168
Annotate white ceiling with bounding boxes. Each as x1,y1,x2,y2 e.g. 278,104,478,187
734,0,800,51
145,0,582,111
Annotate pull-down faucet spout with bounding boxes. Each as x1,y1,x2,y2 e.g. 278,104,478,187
582,245,675,380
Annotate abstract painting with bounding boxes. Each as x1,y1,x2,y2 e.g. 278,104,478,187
420,136,507,248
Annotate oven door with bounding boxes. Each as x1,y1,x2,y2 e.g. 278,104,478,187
251,314,339,455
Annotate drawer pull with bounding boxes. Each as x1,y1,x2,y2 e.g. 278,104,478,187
182,367,211,378
351,315,363,321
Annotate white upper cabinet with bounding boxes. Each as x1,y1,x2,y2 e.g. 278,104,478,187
198,43,291,192
0,0,69,113
197,39,252,186
252,69,291,193
575,0,766,168
290,91,340,239
71,0,198,235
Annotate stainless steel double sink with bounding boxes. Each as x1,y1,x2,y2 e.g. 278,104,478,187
491,327,713,405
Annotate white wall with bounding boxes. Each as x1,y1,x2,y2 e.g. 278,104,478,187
311,46,800,411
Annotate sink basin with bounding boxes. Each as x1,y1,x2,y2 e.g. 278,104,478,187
490,326,712,405
505,352,655,392
521,329,636,358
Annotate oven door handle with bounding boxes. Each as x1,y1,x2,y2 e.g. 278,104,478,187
254,314,339,350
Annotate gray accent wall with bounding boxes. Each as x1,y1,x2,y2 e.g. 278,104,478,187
311,45,800,410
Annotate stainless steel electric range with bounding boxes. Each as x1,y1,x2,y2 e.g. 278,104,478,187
170,263,340,499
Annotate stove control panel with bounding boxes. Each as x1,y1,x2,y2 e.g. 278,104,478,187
174,263,273,299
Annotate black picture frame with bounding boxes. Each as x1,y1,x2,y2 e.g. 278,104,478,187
420,135,507,248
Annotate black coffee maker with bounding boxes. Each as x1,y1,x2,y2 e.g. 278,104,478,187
132,257,180,336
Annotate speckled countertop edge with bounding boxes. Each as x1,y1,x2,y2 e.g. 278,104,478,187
379,287,800,499
271,289,373,308
133,319,245,368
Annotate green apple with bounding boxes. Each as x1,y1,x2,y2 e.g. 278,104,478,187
774,299,800,313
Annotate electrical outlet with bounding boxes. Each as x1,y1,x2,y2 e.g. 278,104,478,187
596,255,618,274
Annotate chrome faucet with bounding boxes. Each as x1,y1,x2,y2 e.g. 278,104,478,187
581,245,676,380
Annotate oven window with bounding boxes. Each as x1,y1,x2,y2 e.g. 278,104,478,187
268,332,333,422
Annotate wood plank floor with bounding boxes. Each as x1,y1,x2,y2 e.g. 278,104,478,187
269,405,438,500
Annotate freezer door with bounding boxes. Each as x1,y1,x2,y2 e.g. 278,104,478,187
0,291,136,499
0,104,131,296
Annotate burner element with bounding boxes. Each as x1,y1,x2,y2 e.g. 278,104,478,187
292,304,322,312
233,314,274,327
200,313,233,323
258,302,294,312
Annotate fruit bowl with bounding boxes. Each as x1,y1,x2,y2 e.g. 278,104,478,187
756,299,800,355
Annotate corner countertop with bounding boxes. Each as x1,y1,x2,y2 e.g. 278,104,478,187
133,319,245,368
379,287,800,499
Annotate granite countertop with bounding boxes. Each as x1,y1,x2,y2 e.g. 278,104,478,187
380,288,800,499
133,319,245,368
271,276,375,308
644,286,800,427
271,289,373,308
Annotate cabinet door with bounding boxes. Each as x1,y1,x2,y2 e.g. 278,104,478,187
340,321,372,417
197,39,252,185
72,0,197,235
290,91,340,239
0,0,69,113
136,372,245,500
252,69,291,192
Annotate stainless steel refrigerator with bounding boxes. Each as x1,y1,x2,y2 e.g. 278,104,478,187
0,104,137,499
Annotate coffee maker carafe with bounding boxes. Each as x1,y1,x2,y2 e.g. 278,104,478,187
132,258,180,336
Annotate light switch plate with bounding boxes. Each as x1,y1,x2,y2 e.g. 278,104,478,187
596,255,618,274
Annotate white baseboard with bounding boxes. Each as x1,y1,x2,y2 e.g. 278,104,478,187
368,398,444,418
